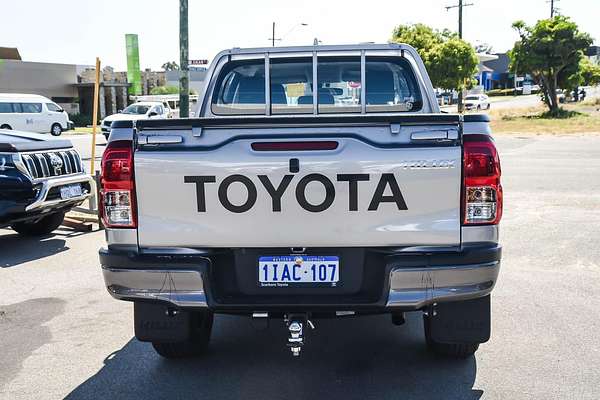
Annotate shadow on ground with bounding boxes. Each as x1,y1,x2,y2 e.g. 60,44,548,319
65,313,481,400
0,228,91,268
0,298,65,391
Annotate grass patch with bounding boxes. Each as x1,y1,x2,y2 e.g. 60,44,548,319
537,108,584,119
65,127,97,135
582,97,600,107
490,103,600,134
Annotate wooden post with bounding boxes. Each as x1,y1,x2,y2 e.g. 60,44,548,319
90,57,101,175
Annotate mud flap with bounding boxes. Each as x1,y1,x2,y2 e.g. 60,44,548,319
134,302,191,342
428,295,491,344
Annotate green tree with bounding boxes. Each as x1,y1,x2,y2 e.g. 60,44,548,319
391,24,478,93
474,42,494,54
509,16,593,114
150,85,197,96
161,61,179,71
579,58,600,87
150,85,179,95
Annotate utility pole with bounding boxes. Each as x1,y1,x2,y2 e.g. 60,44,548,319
446,0,474,113
179,0,189,118
269,22,307,46
549,0,559,17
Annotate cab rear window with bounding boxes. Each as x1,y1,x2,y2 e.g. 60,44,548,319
210,56,422,115
211,60,266,115
365,57,422,113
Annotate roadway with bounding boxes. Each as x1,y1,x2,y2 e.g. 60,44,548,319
2,134,600,399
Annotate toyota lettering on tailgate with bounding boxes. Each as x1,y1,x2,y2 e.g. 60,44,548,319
184,173,408,213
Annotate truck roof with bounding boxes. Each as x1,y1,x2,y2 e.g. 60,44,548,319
219,43,408,56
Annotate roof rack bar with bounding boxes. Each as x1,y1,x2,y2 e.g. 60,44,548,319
312,51,318,115
264,53,271,116
361,50,366,114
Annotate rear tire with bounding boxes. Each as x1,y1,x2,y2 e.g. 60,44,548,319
51,123,63,136
11,211,65,236
423,315,479,358
152,311,213,358
0,124,12,130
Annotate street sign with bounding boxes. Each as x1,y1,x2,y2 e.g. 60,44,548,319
189,59,208,65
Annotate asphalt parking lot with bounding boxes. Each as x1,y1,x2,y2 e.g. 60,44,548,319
1,134,600,400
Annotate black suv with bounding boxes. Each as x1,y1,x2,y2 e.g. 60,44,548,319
0,130,93,235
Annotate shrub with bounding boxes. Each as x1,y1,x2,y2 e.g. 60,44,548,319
70,113,92,127
150,85,179,95
150,86,198,95
487,89,516,97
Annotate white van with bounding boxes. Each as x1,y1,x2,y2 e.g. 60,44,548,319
0,93,73,136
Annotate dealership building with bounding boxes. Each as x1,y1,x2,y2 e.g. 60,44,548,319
0,47,205,120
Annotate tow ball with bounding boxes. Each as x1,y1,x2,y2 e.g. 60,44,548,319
285,314,314,357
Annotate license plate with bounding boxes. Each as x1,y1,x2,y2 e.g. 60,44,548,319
60,184,83,200
258,255,339,287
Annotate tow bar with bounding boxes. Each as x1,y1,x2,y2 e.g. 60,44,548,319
285,314,314,356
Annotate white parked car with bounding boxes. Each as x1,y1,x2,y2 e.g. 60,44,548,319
0,93,73,136
464,94,490,111
101,101,169,139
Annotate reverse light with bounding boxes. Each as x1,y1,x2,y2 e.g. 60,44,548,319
463,134,502,225
100,140,136,228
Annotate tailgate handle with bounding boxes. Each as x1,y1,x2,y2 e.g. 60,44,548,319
140,135,183,145
410,131,448,141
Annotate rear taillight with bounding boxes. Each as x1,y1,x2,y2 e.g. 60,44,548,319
100,140,136,228
462,134,502,225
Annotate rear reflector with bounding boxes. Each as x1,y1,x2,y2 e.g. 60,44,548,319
463,134,502,225
251,141,339,151
100,140,136,228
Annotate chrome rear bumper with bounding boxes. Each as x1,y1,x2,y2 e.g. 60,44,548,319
102,268,208,307
386,261,499,308
101,259,500,310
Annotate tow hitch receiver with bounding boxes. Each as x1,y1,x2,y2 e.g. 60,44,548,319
285,314,314,356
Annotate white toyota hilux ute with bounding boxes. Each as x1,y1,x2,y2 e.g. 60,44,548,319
99,43,502,359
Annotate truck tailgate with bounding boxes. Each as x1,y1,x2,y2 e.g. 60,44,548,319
134,118,462,248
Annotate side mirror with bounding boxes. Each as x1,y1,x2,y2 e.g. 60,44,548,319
148,111,158,117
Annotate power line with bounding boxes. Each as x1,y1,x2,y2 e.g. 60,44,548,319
445,0,474,39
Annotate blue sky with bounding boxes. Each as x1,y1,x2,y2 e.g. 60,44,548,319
1,0,598,70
